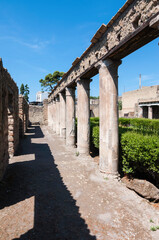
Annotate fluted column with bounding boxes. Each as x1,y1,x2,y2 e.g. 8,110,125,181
95,59,121,175
66,87,75,147
77,78,91,155
59,92,66,138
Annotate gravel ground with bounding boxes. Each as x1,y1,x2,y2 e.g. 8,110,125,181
0,125,159,240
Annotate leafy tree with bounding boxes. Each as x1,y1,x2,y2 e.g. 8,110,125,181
20,84,25,95
39,71,64,92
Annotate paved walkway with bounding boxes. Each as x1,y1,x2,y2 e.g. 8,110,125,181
0,125,159,240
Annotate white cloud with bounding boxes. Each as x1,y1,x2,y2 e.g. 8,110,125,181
141,74,159,82
0,36,51,50
15,59,48,74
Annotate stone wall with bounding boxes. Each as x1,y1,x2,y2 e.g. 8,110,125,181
29,100,48,125
19,95,29,137
122,85,159,117
29,105,43,125
90,100,99,117
0,59,19,180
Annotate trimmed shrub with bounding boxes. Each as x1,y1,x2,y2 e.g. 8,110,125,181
92,126,99,149
119,118,131,127
90,117,99,122
121,132,159,175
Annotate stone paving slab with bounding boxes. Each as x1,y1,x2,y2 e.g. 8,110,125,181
0,125,159,240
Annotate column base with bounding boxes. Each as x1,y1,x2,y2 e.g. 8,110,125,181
66,137,75,147
77,147,89,156
99,169,120,180
60,128,66,138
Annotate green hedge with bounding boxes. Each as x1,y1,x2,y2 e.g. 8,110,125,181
121,132,159,175
119,118,159,135
91,123,159,179
92,126,99,149
119,118,131,127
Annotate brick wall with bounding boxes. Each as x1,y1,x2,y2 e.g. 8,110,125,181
0,59,19,180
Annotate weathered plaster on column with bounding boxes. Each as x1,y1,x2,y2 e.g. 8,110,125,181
77,78,91,155
59,92,66,138
95,59,121,175
66,87,75,147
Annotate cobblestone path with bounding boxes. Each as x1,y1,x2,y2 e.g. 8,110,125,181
0,125,159,240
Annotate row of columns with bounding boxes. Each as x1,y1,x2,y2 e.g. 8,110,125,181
48,59,121,175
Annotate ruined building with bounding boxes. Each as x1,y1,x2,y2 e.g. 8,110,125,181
0,59,29,180
122,85,159,119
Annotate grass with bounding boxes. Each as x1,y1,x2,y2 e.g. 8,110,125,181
76,151,79,157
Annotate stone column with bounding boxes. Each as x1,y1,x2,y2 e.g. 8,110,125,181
52,100,56,132
59,92,66,138
77,78,91,155
55,96,60,135
138,106,143,118
48,103,52,127
66,87,75,147
95,59,121,175
50,101,54,129
148,106,153,119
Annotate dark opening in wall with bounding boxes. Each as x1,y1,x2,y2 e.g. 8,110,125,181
96,53,98,59
89,60,91,66
117,33,121,42
105,43,109,51
133,14,141,29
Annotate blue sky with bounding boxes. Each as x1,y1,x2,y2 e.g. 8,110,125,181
0,0,158,101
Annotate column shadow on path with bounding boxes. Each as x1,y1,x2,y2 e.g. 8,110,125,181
0,126,96,240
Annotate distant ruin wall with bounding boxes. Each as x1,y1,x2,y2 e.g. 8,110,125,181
122,85,159,117
0,59,19,180
29,100,48,125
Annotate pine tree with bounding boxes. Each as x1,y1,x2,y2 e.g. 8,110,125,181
39,71,64,92
20,84,25,95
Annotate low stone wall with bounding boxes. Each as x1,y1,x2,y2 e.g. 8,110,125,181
29,100,48,125
0,59,19,180
19,95,29,137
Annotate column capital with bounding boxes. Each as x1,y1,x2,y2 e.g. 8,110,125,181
76,78,92,84
149,14,159,29
94,59,122,70
65,87,75,96
55,95,60,102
